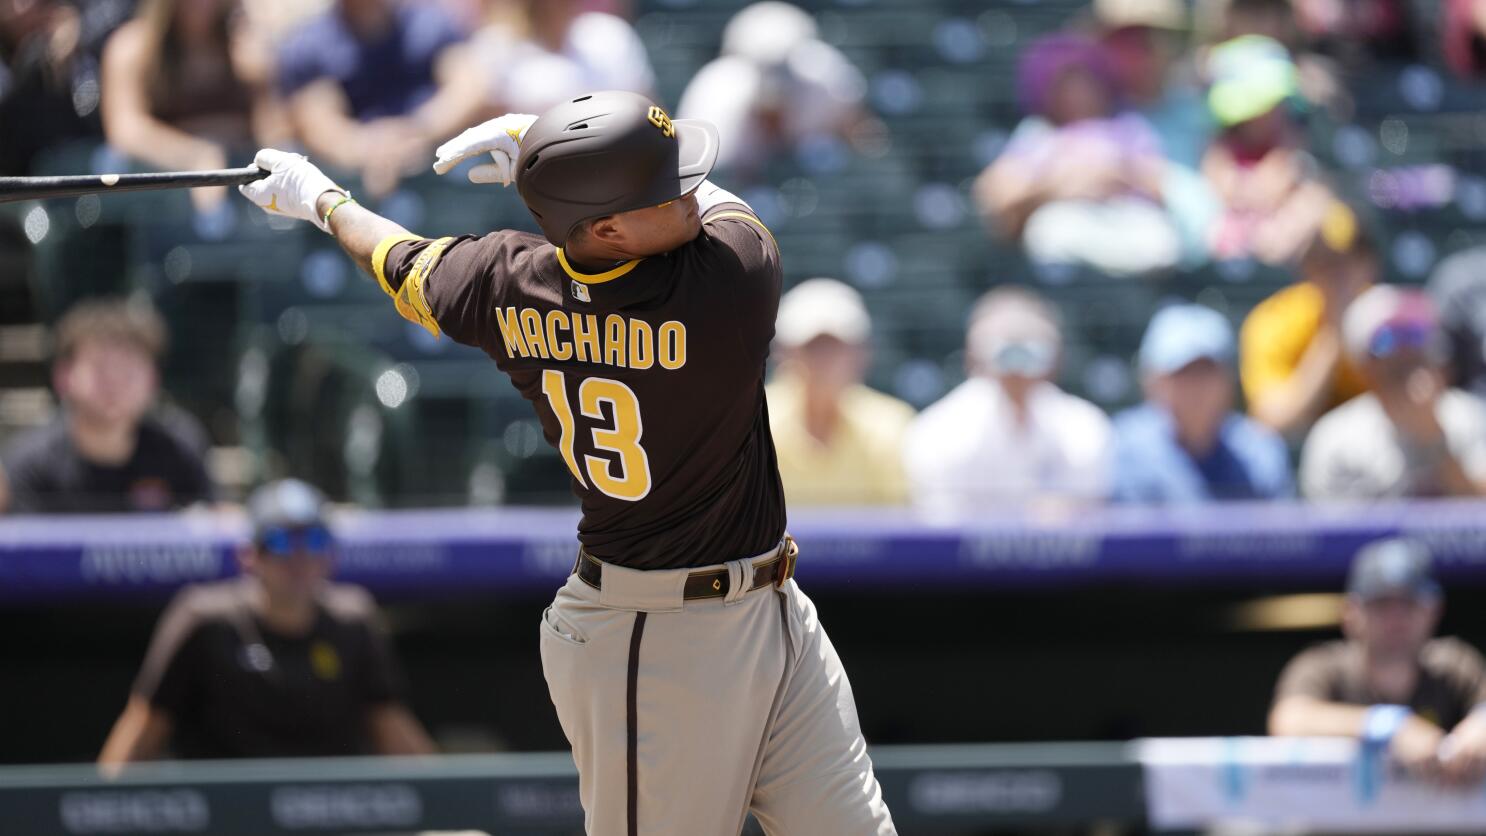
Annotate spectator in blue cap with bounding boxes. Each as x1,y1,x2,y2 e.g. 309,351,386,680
1271,538,1486,784
1111,303,1292,502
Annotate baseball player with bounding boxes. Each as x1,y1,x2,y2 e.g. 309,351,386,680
238,91,896,835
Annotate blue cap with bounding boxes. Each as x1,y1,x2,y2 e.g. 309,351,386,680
1347,538,1440,601
247,479,329,543
1139,304,1235,375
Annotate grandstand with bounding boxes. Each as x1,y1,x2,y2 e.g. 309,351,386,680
5,0,1486,832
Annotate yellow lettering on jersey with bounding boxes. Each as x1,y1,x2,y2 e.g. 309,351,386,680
494,307,529,359
571,313,600,363
603,314,627,368
628,319,654,370
659,321,687,370
520,308,550,359
579,377,653,501
546,310,573,361
498,308,686,371
541,370,586,488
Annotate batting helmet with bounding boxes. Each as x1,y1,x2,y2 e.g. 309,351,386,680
516,91,719,247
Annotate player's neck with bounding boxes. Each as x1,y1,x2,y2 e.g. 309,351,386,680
564,238,641,269
67,412,139,466
250,587,318,636
1363,652,1420,702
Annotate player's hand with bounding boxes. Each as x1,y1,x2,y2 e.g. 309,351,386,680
238,148,346,233
432,113,539,186
1390,714,1445,778
1438,715,1486,786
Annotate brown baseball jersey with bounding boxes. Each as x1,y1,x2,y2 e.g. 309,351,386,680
372,200,786,570
1273,637,1486,730
133,578,406,758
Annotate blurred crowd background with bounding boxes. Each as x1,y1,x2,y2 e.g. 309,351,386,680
7,0,1486,513
7,0,1486,809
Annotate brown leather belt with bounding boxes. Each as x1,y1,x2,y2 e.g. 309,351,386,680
575,536,798,600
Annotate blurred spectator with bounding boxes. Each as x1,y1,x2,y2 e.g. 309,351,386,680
1112,304,1292,503
678,1,870,180
1202,0,1349,117
1443,0,1486,78
1292,0,1416,64
1202,34,1333,265
0,0,102,175
904,287,1112,516
101,0,281,211
0,297,213,514
240,0,331,41
1270,538,1486,784
471,0,653,116
1094,0,1212,169
98,479,435,763
1300,286,1486,499
974,34,1181,277
1240,201,1373,437
1427,245,1486,398
766,279,914,507
278,0,479,196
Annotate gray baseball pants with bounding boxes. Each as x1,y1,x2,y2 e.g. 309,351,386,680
538,544,896,835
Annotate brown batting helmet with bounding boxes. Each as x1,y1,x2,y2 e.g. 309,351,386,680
515,91,719,247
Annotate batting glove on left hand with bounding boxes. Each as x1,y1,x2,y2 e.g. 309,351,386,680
239,148,346,233
432,113,538,186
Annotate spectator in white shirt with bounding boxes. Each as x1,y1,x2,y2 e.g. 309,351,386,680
677,1,871,180
1301,286,1486,499
471,0,654,116
903,287,1113,518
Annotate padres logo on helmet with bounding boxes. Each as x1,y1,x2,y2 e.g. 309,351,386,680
647,106,676,138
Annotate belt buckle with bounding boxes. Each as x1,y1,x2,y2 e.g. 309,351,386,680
777,536,798,588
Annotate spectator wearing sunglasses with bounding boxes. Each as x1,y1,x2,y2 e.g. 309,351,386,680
1300,287,1486,500
903,287,1112,518
99,479,435,765
1111,304,1293,503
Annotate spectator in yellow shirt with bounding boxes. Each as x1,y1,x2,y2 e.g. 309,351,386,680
1240,201,1373,438
766,279,915,506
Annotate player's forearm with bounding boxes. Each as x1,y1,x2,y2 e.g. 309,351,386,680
366,704,438,755
1269,695,1372,737
316,193,416,281
98,696,171,768
694,180,749,214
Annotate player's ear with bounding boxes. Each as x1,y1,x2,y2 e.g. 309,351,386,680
587,215,623,246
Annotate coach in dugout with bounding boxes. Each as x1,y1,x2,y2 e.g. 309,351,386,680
98,479,435,764
1269,538,1486,783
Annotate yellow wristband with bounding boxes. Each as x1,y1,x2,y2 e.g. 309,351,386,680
321,193,355,229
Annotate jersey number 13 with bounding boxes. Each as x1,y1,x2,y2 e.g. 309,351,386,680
541,370,653,501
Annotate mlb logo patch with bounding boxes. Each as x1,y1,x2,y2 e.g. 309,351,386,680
571,281,591,303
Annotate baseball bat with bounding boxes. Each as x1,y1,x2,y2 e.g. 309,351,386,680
0,166,268,204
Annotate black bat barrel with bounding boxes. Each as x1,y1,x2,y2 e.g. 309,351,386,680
0,166,268,204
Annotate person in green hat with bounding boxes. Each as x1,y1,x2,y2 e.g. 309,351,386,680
1201,34,1334,265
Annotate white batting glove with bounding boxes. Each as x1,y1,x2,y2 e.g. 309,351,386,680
432,113,538,186
238,148,346,233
